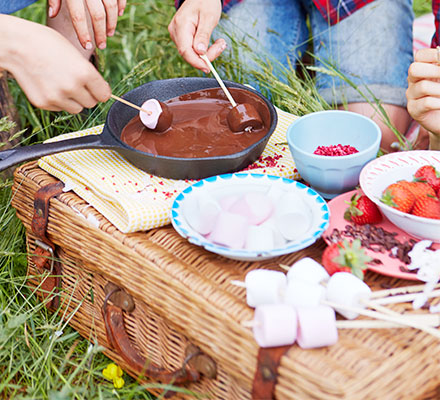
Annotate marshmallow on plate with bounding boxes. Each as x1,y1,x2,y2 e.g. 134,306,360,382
274,192,312,241
229,191,274,225
326,272,372,320
245,225,275,251
184,190,221,235
296,306,338,349
209,211,248,249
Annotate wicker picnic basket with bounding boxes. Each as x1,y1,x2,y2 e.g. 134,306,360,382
11,161,440,399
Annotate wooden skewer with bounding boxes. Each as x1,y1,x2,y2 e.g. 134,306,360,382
242,314,440,330
323,300,440,339
369,289,440,306
200,54,237,107
110,94,151,115
370,283,440,299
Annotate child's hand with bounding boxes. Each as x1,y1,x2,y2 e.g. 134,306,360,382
48,0,126,50
407,48,440,137
1,16,111,113
168,0,226,72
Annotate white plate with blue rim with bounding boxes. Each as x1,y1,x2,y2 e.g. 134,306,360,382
171,173,330,261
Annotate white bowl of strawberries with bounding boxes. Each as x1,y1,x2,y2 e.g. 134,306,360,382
359,151,440,242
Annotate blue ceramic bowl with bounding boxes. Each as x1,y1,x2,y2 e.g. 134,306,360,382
286,110,381,199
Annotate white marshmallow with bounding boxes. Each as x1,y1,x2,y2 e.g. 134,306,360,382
325,272,372,320
284,280,326,307
139,99,163,129
296,306,338,349
184,191,221,235
266,184,287,202
229,192,274,225
274,192,311,241
209,211,248,249
253,304,297,348
287,257,330,285
259,218,286,248
245,225,275,252
245,269,287,307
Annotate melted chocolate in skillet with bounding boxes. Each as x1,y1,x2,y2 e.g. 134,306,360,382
120,88,271,158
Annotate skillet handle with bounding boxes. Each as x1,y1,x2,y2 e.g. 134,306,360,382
0,134,109,172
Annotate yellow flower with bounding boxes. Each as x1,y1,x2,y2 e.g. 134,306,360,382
103,363,124,388
113,376,125,389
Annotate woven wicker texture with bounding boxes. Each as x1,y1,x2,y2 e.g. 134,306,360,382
11,162,440,400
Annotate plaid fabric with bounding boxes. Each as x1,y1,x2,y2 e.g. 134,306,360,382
432,0,440,47
175,0,375,25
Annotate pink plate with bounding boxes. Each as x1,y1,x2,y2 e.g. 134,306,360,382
323,190,440,281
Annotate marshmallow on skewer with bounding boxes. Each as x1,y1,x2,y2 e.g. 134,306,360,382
286,257,330,285
139,99,173,132
183,191,221,235
252,304,298,348
274,192,312,241
229,192,274,225
296,306,338,349
284,279,326,307
325,272,372,320
231,269,287,307
227,103,263,132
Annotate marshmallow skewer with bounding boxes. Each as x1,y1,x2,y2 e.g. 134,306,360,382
200,54,237,107
200,54,263,133
110,94,151,115
323,300,440,339
243,315,440,330
369,289,440,306
370,283,440,299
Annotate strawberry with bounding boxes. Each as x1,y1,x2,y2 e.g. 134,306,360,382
321,239,373,280
344,193,382,225
381,182,415,213
405,181,436,199
414,165,440,192
411,195,440,219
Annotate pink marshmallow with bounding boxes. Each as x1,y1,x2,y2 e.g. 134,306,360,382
218,194,240,211
296,306,338,349
209,211,248,249
229,192,274,225
253,304,297,348
139,99,163,129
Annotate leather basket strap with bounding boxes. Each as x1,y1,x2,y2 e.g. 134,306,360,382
31,181,64,246
252,345,291,400
30,181,64,309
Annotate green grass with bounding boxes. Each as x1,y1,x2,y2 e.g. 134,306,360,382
0,0,433,398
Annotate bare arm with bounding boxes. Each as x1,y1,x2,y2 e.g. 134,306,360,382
0,14,111,113
48,0,127,50
168,0,226,72
406,48,440,149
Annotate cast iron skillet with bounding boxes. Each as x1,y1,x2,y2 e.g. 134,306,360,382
0,77,277,180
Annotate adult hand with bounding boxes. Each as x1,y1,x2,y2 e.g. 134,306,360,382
168,0,225,72
406,48,440,136
48,0,126,50
1,16,111,113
